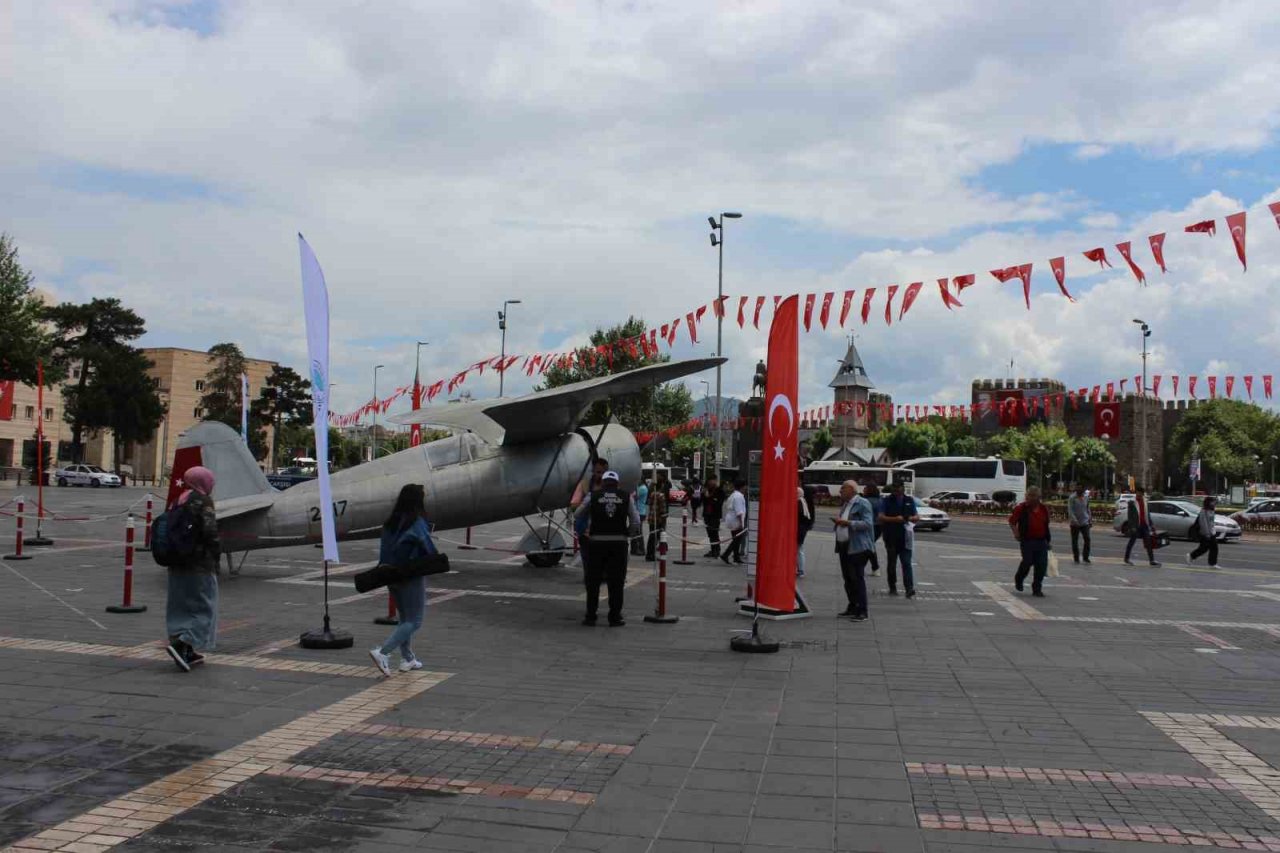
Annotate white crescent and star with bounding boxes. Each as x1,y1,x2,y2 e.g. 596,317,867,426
767,393,795,461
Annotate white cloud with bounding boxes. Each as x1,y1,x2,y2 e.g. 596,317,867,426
1073,144,1111,161
2,1,1280,418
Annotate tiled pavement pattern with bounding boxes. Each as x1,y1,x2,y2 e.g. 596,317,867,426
8,491,1280,850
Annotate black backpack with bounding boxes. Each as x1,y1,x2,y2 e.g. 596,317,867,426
150,501,201,567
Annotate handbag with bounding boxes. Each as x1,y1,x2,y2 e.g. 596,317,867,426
353,553,450,593
1047,550,1060,577
1149,530,1170,550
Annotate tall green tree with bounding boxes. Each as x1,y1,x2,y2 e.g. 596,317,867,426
869,421,949,461
1169,399,1280,486
670,434,709,469
1020,422,1074,490
199,342,248,428
45,297,147,461
94,348,166,474
250,365,312,465
1069,437,1116,487
0,234,60,386
808,425,833,462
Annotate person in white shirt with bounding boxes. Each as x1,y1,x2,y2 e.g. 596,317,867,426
720,479,748,565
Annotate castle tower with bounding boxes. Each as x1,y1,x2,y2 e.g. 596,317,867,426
830,337,875,450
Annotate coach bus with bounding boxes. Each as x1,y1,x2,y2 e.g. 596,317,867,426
894,456,1026,503
800,460,915,500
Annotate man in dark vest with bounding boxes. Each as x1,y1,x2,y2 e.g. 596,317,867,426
575,470,641,627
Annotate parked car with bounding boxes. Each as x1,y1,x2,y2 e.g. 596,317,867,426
1233,500,1280,524
928,490,994,505
55,464,122,488
1112,499,1241,541
1114,493,1136,509
912,498,951,531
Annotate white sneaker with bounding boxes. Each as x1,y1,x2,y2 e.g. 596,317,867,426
1209,563,1220,569
1186,553,1193,566
368,648,392,677
399,658,423,672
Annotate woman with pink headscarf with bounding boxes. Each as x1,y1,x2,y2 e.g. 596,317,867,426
164,466,221,672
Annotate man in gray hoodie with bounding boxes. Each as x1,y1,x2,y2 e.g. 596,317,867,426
1067,484,1092,564
1187,497,1220,568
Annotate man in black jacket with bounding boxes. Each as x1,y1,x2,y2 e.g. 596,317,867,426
576,471,641,627
702,477,723,558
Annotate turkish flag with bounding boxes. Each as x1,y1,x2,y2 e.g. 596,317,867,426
840,290,855,326
1049,257,1074,301
1226,211,1247,271
1094,402,1121,440
1265,375,1274,399
1106,382,1115,402
756,295,799,614
1015,263,1032,310
410,369,423,447
820,292,834,329
884,284,899,325
1245,375,1254,399
990,266,1019,283
1189,376,1198,398
803,293,816,331
1116,242,1145,285
899,282,923,320
1270,202,1280,232
1186,219,1216,235
1172,375,1179,397
754,296,766,329
686,312,699,343
1208,376,1217,399
737,296,747,328
861,288,876,324
1083,247,1112,268
1149,233,1168,273
1153,375,1162,397
1226,376,1235,398
996,390,1023,427
937,278,963,309
953,274,976,293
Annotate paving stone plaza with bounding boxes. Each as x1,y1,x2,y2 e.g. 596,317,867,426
3,488,1280,852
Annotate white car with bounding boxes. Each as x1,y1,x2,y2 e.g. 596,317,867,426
928,490,994,505
55,464,122,488
912,498,951,531
1233,500,1280,524
1112,499,1241,541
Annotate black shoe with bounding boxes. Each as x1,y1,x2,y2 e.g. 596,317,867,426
733,558,745,565
185,650,205,667
165,644,191,673
887,588,899,596
1032,589,1045,598
608,617,625,627
1015,581,1024,592
720,555,732,565
1083,558,1092,564
1073,559,1080,564
582,615,597,626
905,589,916,599
703,551,718,558
851,613,868,622
839,608,855,617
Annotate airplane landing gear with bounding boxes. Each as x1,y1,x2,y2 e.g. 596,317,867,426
516,527,567,568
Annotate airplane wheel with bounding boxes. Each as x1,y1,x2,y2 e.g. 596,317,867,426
526,551,563,568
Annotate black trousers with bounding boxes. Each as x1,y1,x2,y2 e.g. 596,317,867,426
1189,533,1219,565
1125,524,1155,563
704,518,721,556
585,542,628,621
839,550,870,616
1070,525,1092,562
1015,538,1050,592
722,527,746,562
645,519,667,561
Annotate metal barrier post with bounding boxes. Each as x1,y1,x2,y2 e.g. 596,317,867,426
644,531,679,624
106,515,147,614
672,510,695,565
5,498,31,561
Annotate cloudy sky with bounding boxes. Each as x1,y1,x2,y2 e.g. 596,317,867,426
4,0,1280,419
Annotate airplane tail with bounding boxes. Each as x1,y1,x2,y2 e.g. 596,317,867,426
170,421,275,506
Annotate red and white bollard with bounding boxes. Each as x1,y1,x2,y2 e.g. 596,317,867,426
672,510,695,566
374,590,399,625
459,526,477,550
5,498,31,561
139,496,154,552
106,515,147,614
644,531,679,624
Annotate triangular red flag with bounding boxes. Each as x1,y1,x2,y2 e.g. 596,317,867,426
1152,375,1162,397
953,274,976,293
1172,375,1179,397
1266,375,1274,399
803,293,816,331
737,296,748,328
1015,263,1032,310
1245,375,1254,399
1083,248,1111,268
839,290,855,326
1049,257,1074,301
989,266,1019,283
1188,376,1198,398
1208,376,1217,399
884,284,899,326
861,288,876,324
819,292,834,329
1270,202,1280,232
1226,211,1247,271
937,278,963,310
1116,242,1146,285
1106,382,1115,402
696,305,707,324
1185,219,1216,235
753,296,766,329
1149,233,1167,273
898,281,923,320
1226,376,1235,398
686,312,699,344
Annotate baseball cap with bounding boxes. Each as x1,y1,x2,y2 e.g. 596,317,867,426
602,470,620,482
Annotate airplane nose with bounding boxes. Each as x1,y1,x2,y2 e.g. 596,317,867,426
592,425,641,489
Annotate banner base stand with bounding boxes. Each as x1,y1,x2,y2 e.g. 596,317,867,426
730,621,780,654
643,613,679,624
25,537,53,547
300,628,354,649
735,590,811,621
105,604,147,614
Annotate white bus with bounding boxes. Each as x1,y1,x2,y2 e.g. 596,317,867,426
800,460,915,500
895,456,1026,502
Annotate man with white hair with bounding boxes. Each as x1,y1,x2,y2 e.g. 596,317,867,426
833,479,875,621
1009,485,1053,597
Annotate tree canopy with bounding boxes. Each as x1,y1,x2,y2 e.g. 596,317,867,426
1168,399,1280,484
250,365,312,464
199,342,249,429
0,234,59,386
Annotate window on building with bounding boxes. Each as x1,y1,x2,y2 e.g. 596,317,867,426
195,380,205,391
193,407,204,419
72,367,81,379
24,406,34,420
44,408,53,420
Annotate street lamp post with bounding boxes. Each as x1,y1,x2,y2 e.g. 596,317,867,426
1132,319,1152,490
709,212,742,474
498,300,522,398
699,379,711,483
371,365,384,461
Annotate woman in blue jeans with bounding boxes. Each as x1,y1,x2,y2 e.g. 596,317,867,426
368,484,436,676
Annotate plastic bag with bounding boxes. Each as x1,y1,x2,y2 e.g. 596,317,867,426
1047,550,1060,578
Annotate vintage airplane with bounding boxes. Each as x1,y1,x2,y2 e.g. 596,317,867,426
170,357,723,570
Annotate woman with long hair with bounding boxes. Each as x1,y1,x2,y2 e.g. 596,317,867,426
164,466,221,672
369,484,436,676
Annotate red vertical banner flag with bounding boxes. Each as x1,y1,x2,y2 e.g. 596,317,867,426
803,293,816,331
861,288,876,324
1049,257,1074,301
1225,376,1235,398
1152,375,1162,397
1226,211,1247,271
756,295,799,614
409,366,423,447
0,380,13,421
1270,202,1280,232
1116,242,1146,285
1172,375,1180,398
1245,375,1254,399
899,281,923,320
1015,263,1032,309
753,296,766,329
1189,376,1198,398
737,296,747,328
1094,402,1121,440
1208,376,1218,399
937,278,963,309
1265,375,1273,399
819,292,834,329
685,312,699,344
884,284,899,325
1149,233,1168,273
839,290,855,326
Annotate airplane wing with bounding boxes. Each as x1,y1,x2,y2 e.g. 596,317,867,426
390,357,726,445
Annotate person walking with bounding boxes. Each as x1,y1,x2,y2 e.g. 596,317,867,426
721,479,748,565
797,477,815,578
571,458,608,567
1187,497,1221,568
646,474,670,561
164,466,221,672
1067,483,1093,565
690,477,703,524
877,481,919,597
863,484,883,576
369,484,438,677
702,476,723,558
1009,485,1052,597
1123,486,1162,567
632,477,650,557
833,480,874,621
576,470,640,626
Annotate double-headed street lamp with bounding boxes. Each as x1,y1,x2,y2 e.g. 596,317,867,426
1133,319,1152,489
371,365,384,460
498,300,522,398
709,212,742,473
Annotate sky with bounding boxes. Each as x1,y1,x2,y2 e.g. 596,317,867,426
4,0,1280,421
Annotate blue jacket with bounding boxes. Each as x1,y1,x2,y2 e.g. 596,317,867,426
838,496,876,555
379,517,437,567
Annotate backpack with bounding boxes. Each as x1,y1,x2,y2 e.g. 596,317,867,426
151,501,202,567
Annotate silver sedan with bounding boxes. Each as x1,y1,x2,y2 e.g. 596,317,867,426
1112,500,1241,541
